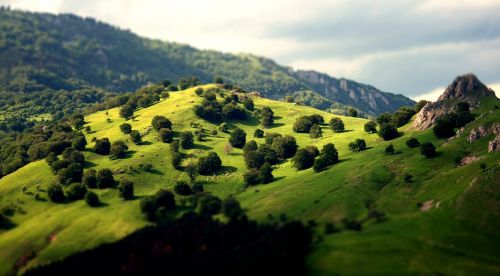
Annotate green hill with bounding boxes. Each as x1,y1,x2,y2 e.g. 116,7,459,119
0,8,414,117
0,84,498,274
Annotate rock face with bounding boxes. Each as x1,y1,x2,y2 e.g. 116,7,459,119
413,74,497,130
488,123,500,152
468,126,489,143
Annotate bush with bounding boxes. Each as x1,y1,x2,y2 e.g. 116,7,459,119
229,128,246,148
57,163,83,185
406,138,420,148
261,106,274,128
329,118,345,132
119,123,132,134
72,135,87,151
97,169,115,189
110,140,128,158
420,142,437,158
62,147,85,165
180,131,194,149
222,197,243,219
348,139,367,152
258,163,274,184
192,183,204,194
218,123,229,133
385,144,395,154
66,183,87,201
313,156,329,172
308,114,324,125
242,98,254,110
130,130,142,145
364,121,377,133
151,116,172,130
378,124,399,140
321,143,339,165
198,152,222,175
271,135,298,159
140,189,176,221
185,163,199,182
264,132,282,145
84,191,100,207
158,128,174,143
83,169,97,188
292,148,316,170
174,181,193,196
258,144,279,165
293,116,313,133
94,138,111,155
222,103,246,120
433,117,455,138
254,129,264,138
305,145,320,157
197,194,222,216
171,153,182,170
119,105,134,119
348,108,358,117
309,124,322,139
47,183,65,203
243,170,260,186
118,181,134,200
244,150,265,169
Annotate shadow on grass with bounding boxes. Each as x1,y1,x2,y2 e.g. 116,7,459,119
146,168,164,175
273,176,286,182
220,165,237,173
140,141,153,146
192,144,213,151
121,150,137,159
267,122,285,128
84,161,98,168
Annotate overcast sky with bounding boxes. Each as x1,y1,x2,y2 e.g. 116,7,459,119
2,0,500,100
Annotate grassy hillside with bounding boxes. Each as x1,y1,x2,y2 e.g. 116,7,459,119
0,85,498,274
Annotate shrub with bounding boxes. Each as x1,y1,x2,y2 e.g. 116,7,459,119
185,163,199,182
242,98,254,110
348,139,367,152
171,153,182,170
170,140,180,153
62,147,85,165
119,123,132,134
261,106,274,128
377,113,393,125
192,183,204,194
195,87,204,96
222,103,246,120
244,150,265,169
47,184,65,203
391,107,416,127
119,105,134,119
97,169,115,189
271,135,298,159
258,144,279,165
130,130,142,145
140,189,176,221
308,114,324,125
420,142,437,158
293,116,313,133
254,129,264,138
379,124,399,140
83,169,97,188
118,181,134,200
309,124,322,139
243,170,260,186
180,131,194,149
218,123,229,133
433,117,455,138
305,145,320,157
159,128,174,143
406,138,420,148
110,140,129,158
321,143,339,165
210,129,218,136
364,121,377,133
94,138,111,155
258,163,274,184
348,108,358,117
174,181,193,196
222,196,243,219
151,116,172,130
66,183,87,201
57,163,83,185
45,152,58,166
197,194,222,216
229,128,246,148
265,132,282,145
292,148,316,170
329,118,345,132
84,191,100,207
198,152,222,175
72,135,87,151
313,156,329,172
50,160,70,174
385,144,395,154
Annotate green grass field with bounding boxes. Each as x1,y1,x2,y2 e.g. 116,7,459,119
0,85,499,275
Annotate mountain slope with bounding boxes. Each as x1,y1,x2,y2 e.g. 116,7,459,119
0,84,498,274
0,8,414,115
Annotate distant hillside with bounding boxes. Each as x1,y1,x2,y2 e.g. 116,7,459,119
0,8,414,115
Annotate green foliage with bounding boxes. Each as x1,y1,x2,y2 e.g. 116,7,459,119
174,181,192,196
140,189,176,221
94,138,111,155
218,122,229,133
406,138,420,148
348,139,367,152
348,108,358,117
264,132,282,145
197,194,222,216
379,123,399,140
198,152,222,175
72,135,87,151
385,144,395,154
229,128,246,148
292,148,316,170
118,181,134,200
261,106,274,128
130,130,142,145
253,128,264,138
97,168,115,189
420,142,437,158
293,116,313,133
83,169,97,188
321,143,339,165
119,105,134,119
313,156,329,172
258,163,274,184
242,98,254,110
222,103,246,120
159,128,174,143
243,170,260,186
222,196,243,220
110,140,128,158
309,124,322,139
364,121,377,133
180,131,194,149
151,115,172,130
329,117,345,132
185,163,199,182
271,135,298,159
47,183,65,203
84,191,100,207
66,183,87,201
119,123,132,134
415,100,429,112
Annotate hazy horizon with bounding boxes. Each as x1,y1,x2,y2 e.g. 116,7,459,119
2,0,500,100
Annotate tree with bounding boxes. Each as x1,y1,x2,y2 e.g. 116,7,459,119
174,181,193,196
159,128,174,143
293,116,313,133
348,139,367,152
385,144,395,154
271,135,298,159
378,123,399,140
119,123,132,134
309,124,322,139
364,121,377,133
329,118,345,132
308,114,324,125
198,152,222,175
265,132,282,145
97,168,115,188
151,116,172,130
258,163,274,184
222,103,246,120
480,162,487,172
84,191,100,207
57,163,83,185
47,183,65,203
305,145,320,157
94,138,111,155
406,138,420,148
376,113,393,125
110,140,128,158
192,183,204,194
83,169,97,188
118,181,134,200
313,156,328,172
254,129,264,138
218,123,229,133
243,170,260,186
243,140,258,154
229,128,246,148
404,174,413,183
130,130,142,145
62,147,85,165
222,196,243,220
66,183,87,201
197,194,222,216
420,142,437,158
120,105,134,119
185,163,199,182
415,100,429,112
261,106,274,128
433,117,455,138
244,150,265,169
242,98,254,110
223,143,234,155
214,76,224,84
348,108,358,117
171,153,182,170
180,131,194,149
292,148,316,170
72,135,87,151
321,143,339,165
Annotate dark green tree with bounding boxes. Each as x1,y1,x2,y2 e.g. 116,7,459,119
118,181,134,200
94,138,111,155
309,124,322,139
97,168,115,189
110,140,128,158
420,142,437,158
180,131,194,149
329,118,345,132
119,123,132,134
84,191,100,207
119,105,134,119
151,116,172,130
130,130,142,145
292,148,316,170
229,128,246,148
379,123,399,140
159,128,174,143
364,121,377,133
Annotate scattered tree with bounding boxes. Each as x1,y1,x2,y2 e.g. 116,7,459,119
313,156,329,172
110,140,129,158
151,116,172,130
119,123,132,134
420,142,437,158
329,118,345,132
309,124,322,139
229,128,246,148
348,108,358,117
47,183,65,203
406,138,420,148
180,131,194,149
83,169,97,188
321,143,339,165
84,191,100,207
271,135,298,159
222,196,243,220
66,183,87,201
94,138,111,155
185,163,199,182
261,106,274,128
97,168,115,188
258,163,274,184
293,116,313,133
254,129,264,138
385,144,395,154
364,121,377,133
159,128,174,143
130,130,142,145
292,148,316,170
198,152,222,175
348,139,367,152
119,105,134,119
174,181,193,196
118,181,134,200
378,123,399,140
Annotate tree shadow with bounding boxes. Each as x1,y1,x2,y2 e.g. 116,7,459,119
232,115,260,127
121,150,137,159
192,144,213,150
84,161,98,168
267,122,285,128
95,201,110,208
274,116,283,120
0,218,16,230
140,141,153,146
273,176,286,182
146,168,164,175
220,165,237,173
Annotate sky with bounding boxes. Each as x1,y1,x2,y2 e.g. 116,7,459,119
2,0,500,100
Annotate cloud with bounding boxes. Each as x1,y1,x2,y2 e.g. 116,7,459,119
1,0,499,98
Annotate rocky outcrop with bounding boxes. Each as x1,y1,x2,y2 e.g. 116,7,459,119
412,74,497,130
488,138,500,152
468,126,489,143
